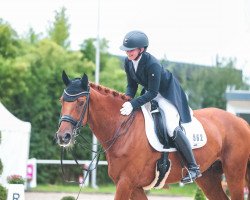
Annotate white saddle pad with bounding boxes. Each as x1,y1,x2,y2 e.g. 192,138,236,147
141,104,207,152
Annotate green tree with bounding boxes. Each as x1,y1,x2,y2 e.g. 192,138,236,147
0,18,20,58
80,37,126,91
0,36,96,183
80,38,110,72
164,58,247,109
25,27,41,44
80,38,96,62
48,7,70,49
0,55,30,112
100,56,126,92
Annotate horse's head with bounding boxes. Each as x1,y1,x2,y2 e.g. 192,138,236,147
56,70,90,147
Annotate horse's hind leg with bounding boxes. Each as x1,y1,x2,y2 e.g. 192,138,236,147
196,161,229,200
223,157,247,200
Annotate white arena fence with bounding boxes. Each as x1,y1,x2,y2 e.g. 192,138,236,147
27,158,108,188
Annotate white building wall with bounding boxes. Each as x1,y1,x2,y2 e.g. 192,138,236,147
226,100,250,114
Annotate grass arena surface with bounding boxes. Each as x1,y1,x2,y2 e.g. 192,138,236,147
29,183,197,196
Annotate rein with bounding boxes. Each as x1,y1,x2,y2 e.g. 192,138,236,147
60,112,135,200
60,112,136,178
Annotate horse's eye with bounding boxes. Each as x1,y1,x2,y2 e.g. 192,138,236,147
79,101,84,106
78,97,85,106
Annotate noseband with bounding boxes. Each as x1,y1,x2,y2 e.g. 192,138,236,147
59,87,90,132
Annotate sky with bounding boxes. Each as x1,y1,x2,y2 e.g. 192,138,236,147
0,0,250,80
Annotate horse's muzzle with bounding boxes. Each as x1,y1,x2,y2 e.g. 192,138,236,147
56,132,72,146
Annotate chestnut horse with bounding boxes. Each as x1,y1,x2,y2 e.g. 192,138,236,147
56,71,250,200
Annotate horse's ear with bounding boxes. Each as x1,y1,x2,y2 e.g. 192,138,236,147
62,70,70,86
81,73,88,91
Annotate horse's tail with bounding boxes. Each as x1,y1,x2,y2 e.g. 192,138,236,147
246,161,250,200
244,122,250,199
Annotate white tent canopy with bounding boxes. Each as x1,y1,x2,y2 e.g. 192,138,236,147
0,102,31,186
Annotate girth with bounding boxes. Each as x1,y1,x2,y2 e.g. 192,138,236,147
150,100,172,188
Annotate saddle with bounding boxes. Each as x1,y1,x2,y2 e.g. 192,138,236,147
142,101,207,190
150,100,175,149
150,100,172,188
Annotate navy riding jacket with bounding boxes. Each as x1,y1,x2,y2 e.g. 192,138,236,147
124,52,191,123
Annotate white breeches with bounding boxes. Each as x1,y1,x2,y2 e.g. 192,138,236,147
154,93,180,137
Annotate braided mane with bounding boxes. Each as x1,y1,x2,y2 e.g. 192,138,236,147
89,82,131,101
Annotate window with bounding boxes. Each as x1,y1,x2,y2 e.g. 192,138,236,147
237,113,250,124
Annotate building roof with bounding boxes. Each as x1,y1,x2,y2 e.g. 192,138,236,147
225,90,250,101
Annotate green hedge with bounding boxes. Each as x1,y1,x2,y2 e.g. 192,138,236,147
194,187,206,200
0,160,2,176
0,148,7,200
61,196,76,200
0,184,7,200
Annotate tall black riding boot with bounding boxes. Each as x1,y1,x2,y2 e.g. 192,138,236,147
172,127,202,184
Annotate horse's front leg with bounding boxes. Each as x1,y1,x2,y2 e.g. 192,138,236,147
130,187,148,200
114,178,133,200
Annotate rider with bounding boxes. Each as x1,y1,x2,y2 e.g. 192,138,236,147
119,30,201,184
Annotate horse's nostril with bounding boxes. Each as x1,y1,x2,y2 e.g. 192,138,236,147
57,132,72,145
63,133,71,143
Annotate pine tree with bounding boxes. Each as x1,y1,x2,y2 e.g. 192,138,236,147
48,7,70,49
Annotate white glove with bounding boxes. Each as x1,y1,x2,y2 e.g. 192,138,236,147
120,102,133,115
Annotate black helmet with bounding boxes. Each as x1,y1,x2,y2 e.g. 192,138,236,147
120,30,149,51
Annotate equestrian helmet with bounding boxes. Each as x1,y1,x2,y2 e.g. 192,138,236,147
120,30,149,51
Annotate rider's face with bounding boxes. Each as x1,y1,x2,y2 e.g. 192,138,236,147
126,48,144,60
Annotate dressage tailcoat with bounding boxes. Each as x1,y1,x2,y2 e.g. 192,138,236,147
124,52,191,123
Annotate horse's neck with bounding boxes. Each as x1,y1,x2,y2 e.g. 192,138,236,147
88,89,123,147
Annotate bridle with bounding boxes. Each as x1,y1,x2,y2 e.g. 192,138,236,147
57,85,93,197
57,84,135,199
59,86,90,132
